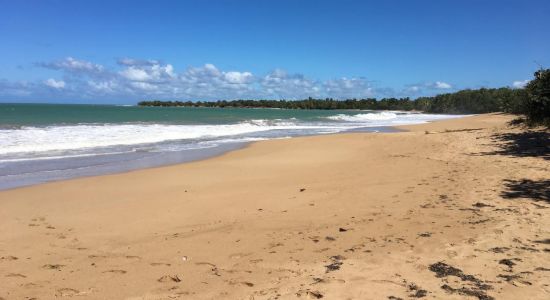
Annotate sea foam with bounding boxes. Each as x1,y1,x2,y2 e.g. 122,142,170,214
0,111,464,159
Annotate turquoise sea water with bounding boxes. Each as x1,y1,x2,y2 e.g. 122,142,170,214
0,103,464,189
0,103,364,126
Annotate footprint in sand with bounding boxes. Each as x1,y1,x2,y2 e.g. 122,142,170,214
312,277,346,284
57,288,79,297
5,273,26,278
42,264,65,270
229,252,252,259
0,255,18,261
158,275,182,283
296,289,323,299
309,236,320,243
195,262,221,276
55,288,92,297
150,262,172,267
228,280,254,287
103,269,127,274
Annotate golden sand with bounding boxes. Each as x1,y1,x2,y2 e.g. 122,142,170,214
1,113,548,299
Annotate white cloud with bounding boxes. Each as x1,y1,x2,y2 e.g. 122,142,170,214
224,71,253,84
119,63,175,82
183,63,222,81
0,79,36,96
130,81,158,91
44,78,66,89
117,58,160,66
402,81,454,97
324,77,374,98
260,69,321,99
434,81,452,89
14,56,462,101
41,57,104,74
512,80,529,88
120,67,151,81
87,80,119,94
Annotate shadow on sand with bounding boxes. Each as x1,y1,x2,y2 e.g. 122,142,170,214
475,129,550,204
477,130,549,160
501,179,550,204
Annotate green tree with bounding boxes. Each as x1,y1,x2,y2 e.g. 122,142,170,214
525,69,550,126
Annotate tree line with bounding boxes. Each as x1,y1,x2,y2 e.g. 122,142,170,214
138,89,526,113
139,69,549,126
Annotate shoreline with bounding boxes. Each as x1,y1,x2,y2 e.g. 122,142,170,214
0,125,401,191
1,113,548,299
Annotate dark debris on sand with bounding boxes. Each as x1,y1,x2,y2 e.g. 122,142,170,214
325,261,342,273
497,272,533,286
430,262,473,281
472,202,495,208
306,291,323,299
498,258,518,268
497,274,521,282
158,275,182,283
297,290,323,299
429,262,493,300
488,247,510,253
325,255,345,273
0,256,18,261
441,284,494,300
42,264,65,270
408,283,428,298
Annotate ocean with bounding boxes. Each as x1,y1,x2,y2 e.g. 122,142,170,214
0,103,465,190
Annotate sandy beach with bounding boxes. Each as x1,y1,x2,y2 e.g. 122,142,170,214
0,113,548,299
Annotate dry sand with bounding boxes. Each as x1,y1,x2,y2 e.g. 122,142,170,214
0,113,549,299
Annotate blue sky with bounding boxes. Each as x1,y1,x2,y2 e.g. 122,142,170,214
1,0,549,103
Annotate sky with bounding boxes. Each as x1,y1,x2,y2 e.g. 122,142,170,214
0,0,549,104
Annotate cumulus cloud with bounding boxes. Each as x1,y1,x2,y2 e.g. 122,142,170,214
87,80,119,94
119,63,175,82
224,71,253,84
44,78,66,89
117,58,161,66
2,56,459,101
324,77,374,98
433,81,452,89
512,80,529,89
403,81,454,97
407,86,420,93
260,69,321,99
39,57,104,74
0,79,36,97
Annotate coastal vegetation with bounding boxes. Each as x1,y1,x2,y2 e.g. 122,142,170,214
139,68,550,127
138,88,526,113
524,68,550,126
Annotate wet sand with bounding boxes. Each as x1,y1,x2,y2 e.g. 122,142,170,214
0,113,549,299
